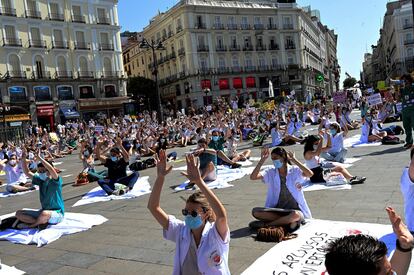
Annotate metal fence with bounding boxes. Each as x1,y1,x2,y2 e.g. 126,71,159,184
0,127,25,143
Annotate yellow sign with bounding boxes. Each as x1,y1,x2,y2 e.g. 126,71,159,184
4,114,31,122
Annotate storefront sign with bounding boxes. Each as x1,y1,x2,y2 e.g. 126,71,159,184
9,122,22,127
3,114,31,122
37,105,54,116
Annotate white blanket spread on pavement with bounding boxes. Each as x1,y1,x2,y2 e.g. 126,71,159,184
72,176,151,207
0,264,25,275
321,157,362,169
0,212,107,247
242,219,405,274
174,166,255,191
0,186,39,198
301,180,352,192
344,134,382,148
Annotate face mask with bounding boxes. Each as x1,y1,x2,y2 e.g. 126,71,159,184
8,160,16,166
273,159,283,169
110,156,118,162
37,172,48,181
160,139,166,143
212,136,219,142
184,214,203,230
330,129,337,136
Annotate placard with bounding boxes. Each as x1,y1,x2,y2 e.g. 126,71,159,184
396,102,403,113
333,91,347,103
94,125,104,133
368,93,383,106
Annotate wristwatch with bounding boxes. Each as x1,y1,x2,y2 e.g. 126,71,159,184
396,239,413,252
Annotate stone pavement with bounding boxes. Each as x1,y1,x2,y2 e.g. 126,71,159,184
0,120,410,274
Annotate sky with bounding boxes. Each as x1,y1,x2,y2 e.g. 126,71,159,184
118,0,389,83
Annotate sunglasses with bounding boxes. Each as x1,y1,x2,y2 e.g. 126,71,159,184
182,207,206,217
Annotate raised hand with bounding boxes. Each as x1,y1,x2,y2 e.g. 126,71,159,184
261,147,270,160
287,150,296,161
184,154,202,184
155,150,173,177
386,207,414,250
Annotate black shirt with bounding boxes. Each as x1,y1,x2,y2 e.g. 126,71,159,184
105,158,128,181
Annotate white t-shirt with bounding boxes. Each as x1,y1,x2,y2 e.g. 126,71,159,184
163,215,230,275
400,167,414,232
330,133,344,154
271,128,283,146
4,164,27,185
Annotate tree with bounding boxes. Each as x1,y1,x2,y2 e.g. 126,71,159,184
127,76,156,111
343,77,357,89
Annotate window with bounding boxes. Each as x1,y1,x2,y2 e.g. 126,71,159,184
57,56,67,73
244,36,251,47
30,27,41,42
9,86,26,101
49,2,59,14
219,57,226,68
242,17,248,25
79,56,89,74
217,36,223,47
79,86,94,98
271,56,278,66
198,36,205,46
72,5,81,16
199,58,208,70
215,16,221,24
8,54,20,72
53,29,63,43
228,16,235,25
258,56,266,67
254,17,261,25
97,7,108,23
34,86,51,101
408,48,413,57
104,85,117,97
245,57,253,67
232,56,239,67
230,36,237,47
287,54,295,64
5,25,17,40
57,86,73,100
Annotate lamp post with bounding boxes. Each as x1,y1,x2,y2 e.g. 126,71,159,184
139,38,165,122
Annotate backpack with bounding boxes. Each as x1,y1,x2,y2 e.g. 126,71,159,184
393,125,404,135
129,161,147,171
382,135,401,145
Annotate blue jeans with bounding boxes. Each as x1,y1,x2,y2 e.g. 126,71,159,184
321,148,348,163
97,171,139,195
21,209,64,225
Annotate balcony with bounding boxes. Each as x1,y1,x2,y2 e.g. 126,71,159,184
283,24,294,30
52,41,70,49
213,23,225,30
240,24,251,30
258,65,269,72
198,68,214,75
243,45,254,51
227,24,238,30
78,71,94,79
178,48,185,56
2,38,22,47
195,23,206,29
97,17,110,25
0,7,16,17
229,45,241,51
267,24,277,30
405,39,414,45
179,71,186,79
254,24,265,30
231,66,243,73
74,42,90,50
244,66,257,72
56,71,73,79
217,67,230,74
33,71,51,79
99,43,114,51
285,44,296,50
176,26,183,33
197,45,209,52
48,13,64,21
6,71,26,79
403,23,413,29
216,45,227,52
256,45,267,51
72,14,86,23
25,9,41,19
29,39,47,49
269,44,279,50
102,71,119,78
168,31,174,38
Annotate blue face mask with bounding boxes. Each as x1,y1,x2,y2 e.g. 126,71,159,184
185,214,203,230
273,159,283,169
111,156,118,162
330,129,337,136
212,136,219,142
37,172,48,181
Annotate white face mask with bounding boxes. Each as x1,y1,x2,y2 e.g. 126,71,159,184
8,160,16,166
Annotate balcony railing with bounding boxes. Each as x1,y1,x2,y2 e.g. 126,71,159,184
229,45,241,51
52,41,69,49
99,43,114,51
254,24,265,30
7,71,26,79
78,71,94,78
403,23,413,29
178,48,185,56
168,31,174,37
25,9,41,19
29,39,47,48
256,45,267,51
269,44,279,50
195,23,206,29
285,44,296,50
2,38,22,47
176,26,183,33
267,24,277,30
56,71,73,79
227,24,238,30
197,45,209,52
217,67,230,74
0,7,16,16
102,71,119,78
198,68,214,75
283,24,294,30
240,24,251,30
231,66,243,73
179,71,186,78
48,13,64,21
244,66,257,72
243,45,254,51
74,42,90,50
97,17,110,25
72,14,86,23
405,39,414,45
216,45,227,52
213,23,225,30
33,71,51,79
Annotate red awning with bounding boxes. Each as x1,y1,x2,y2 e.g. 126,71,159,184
37,105,54,117
201,79,211,90
219,79,229,90
233,78,243,89
246,77,256,88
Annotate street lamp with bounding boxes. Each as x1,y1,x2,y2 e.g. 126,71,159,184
139,38,165,122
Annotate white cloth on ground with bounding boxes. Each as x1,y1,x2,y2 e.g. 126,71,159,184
0,212,107,247
343,134,382,148
0,264,25,275
72,176,151,207
0,186,39,198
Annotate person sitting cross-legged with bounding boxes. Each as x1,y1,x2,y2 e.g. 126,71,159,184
15,150,64,229
1,153,33,193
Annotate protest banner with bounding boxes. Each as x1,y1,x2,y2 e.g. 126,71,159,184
333,91,347,104
368,93,383,106
94,125,104,133
396,102,403,113
242,219,400,275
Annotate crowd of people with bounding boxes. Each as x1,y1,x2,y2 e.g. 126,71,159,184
0,81,413,274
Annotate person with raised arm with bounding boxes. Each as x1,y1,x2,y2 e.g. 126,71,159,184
147,150,230,275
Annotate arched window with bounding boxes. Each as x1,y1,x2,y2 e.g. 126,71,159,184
104,84,117,98
57,85,73,100
34,55,44,78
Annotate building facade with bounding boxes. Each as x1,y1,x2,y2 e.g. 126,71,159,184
0,0,127,130
124,0,339,110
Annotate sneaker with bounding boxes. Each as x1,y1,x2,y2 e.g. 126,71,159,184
350,176,366,185
404,143,413,149
231,163,242,169
112,189,125,196
248,220,266,229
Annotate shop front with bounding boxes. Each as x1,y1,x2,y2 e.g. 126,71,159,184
58,101,80,122
37,105,55,131
0,106,31,141
78,97,130,121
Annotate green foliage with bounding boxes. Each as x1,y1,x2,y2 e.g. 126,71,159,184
343,77,357,89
